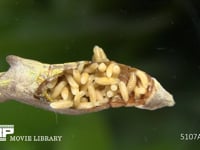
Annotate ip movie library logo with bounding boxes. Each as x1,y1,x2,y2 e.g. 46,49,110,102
0,125,14,141
0,124,62,142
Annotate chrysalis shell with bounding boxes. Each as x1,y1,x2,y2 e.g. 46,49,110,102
0,45,175,115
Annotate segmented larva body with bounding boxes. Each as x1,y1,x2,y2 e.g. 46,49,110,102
35,46,163,111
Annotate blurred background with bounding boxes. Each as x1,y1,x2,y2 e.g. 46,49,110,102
0,0,200,149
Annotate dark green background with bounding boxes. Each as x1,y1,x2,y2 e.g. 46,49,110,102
0,0,200,149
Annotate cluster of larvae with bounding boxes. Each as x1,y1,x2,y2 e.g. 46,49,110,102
39,46,152,110
0,45,175,114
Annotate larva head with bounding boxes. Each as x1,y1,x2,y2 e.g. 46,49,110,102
134,78,175,110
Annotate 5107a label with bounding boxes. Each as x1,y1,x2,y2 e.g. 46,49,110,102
180,133,200,140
